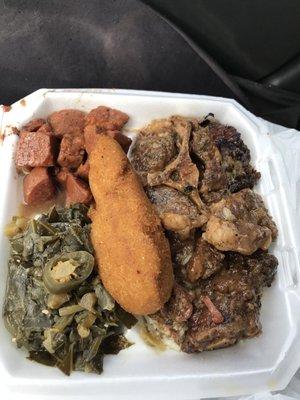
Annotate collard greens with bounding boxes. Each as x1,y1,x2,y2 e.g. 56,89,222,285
3,204,135,375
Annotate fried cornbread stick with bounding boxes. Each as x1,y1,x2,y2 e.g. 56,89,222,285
89,136,173,315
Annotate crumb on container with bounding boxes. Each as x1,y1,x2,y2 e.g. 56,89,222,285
2,105,11,112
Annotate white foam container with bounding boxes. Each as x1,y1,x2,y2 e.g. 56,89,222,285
0,89,300,400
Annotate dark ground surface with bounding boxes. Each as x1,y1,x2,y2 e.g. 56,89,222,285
0,0,299,128
143,0,300,129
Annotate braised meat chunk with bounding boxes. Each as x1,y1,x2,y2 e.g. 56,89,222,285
191,121,227,202
203,189,277,255
22,118,46,132
145,283,194,349
209,120,261,193
55,167,71,187
23,167,55,205
186,237,225,282
183,251,278,352
131,119,177,185
85,106,129,131
15,131,57,169
146,186,206,237
37,123,52,134
146,250,277,353
57,134,85,169
48,109,86,137
131,134,176,185
168,233,225,286
65,174,92,206
147,117,205,210
168,231,195,266
191,116,260,203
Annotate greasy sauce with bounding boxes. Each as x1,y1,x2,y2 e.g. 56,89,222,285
139,325,166,351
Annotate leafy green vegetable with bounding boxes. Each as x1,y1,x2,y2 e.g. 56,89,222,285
28,350,56,367
3,204,136,375
95,284,115,311
101,334,133,355
115,304,138,329
53,314,74,332
56,342,75,376
47,293,70,309
59,305,85,316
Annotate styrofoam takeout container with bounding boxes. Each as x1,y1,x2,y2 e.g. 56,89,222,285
0,89,300,400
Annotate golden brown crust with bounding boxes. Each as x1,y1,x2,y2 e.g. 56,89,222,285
89,135,173,315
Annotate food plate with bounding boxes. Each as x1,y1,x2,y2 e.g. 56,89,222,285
0,89,300,399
